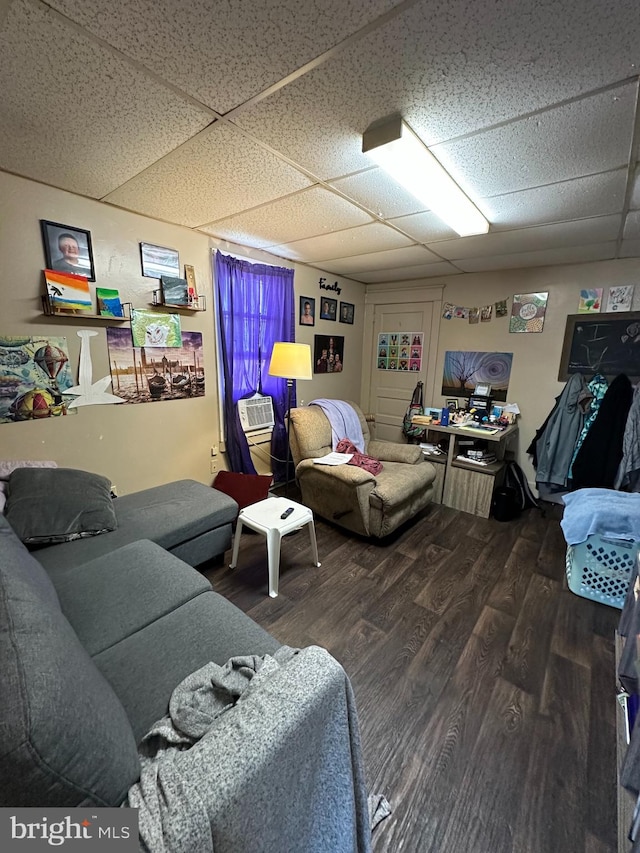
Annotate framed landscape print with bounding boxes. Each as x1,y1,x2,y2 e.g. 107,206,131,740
140,242,180,279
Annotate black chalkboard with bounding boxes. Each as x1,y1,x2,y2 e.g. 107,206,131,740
558,311,640,381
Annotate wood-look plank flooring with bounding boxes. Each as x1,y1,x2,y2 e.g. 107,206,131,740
202,497,619,853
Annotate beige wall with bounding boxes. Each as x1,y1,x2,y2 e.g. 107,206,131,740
430,261,640,483
0,172,365,493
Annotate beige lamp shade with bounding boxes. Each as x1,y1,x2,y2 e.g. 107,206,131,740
268,342,312,380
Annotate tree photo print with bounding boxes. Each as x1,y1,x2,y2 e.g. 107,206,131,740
441,351,513,402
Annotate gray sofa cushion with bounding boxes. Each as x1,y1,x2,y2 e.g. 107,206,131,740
33,480,238,578
6,467,117,545
94,590,281,742
0,515,140,807
53,540,212,656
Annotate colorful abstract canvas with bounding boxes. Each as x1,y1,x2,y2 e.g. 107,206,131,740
44,269,91,311
96,287,124,318
106,328,204,403
509,292,548,333
578,288,603,313
442,350,513,402
0,335,76,423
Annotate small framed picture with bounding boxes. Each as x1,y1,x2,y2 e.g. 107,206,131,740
319,297,337,320
446,398,458,411
40,220,95,281
339,301,354,324
299,296,315,326
140,242,180,279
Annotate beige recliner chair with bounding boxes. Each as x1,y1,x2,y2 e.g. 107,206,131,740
289,401,436,538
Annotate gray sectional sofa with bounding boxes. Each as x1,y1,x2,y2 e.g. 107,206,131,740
0,473,280,808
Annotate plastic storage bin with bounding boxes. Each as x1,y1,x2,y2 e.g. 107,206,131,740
565,534,639,609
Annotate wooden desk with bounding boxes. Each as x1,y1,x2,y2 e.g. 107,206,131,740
421,423,519,518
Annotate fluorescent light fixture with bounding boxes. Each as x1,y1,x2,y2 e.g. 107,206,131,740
362,116,489,237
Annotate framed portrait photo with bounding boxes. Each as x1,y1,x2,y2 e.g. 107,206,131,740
299,296,315,327
140,242,180,279
313,334,344,374
339,301,354,325
40,220,95,282
319,297,337,321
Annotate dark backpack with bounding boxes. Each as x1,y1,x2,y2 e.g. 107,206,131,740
503,461,539,512
402,381,425,439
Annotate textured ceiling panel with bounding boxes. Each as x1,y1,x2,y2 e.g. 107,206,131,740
318,245,441,274
429,216,622,260
199,186,372,247
329,168,426,219
46,0,405,113
480,170,628,231
456,242,617,273
386,211,459,243
265,222,414,263
630,166,640,209
103,124,314,226
235,0,640,181
0,0,214,198
355,261,461,283
620,239,640,258
431,84,637,200
623,210,640,240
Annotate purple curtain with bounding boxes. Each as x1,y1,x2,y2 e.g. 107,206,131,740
215,251,295,481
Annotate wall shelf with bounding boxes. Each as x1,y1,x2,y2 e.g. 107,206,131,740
151,289,206,312
41,295,132,322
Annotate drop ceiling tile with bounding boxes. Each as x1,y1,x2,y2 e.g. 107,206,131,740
456,242,617,273
428,216,621,260
387,212,459,243
0,0,214,198
630,165,640,209
482,170,628,230
103,123,313,226
319,245,442,275
432,84,636,199
265,222,414,263
235,0,640,181
199,186,372,247
329,168,426,218
47,0,405,113
623,210,640,240
619,239,640,258
355,261,461,283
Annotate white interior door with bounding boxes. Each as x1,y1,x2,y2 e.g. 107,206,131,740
367,302,434,442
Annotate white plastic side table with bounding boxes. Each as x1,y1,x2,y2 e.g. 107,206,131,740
229,497,321,597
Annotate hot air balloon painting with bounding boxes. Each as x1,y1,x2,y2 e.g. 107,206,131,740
0,335,75,424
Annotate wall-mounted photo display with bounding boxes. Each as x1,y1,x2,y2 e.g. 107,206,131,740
339,302,354,324
140,242,180,279
319,297,337,320
299,296,315,326
377,332,423,371
313,334,344,373
40,220,95,281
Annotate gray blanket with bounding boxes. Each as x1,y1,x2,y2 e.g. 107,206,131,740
126,645,375,852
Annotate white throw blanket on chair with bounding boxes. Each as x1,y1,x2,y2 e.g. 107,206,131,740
309,399,365,452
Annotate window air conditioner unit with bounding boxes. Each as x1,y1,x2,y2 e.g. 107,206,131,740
237,395,275,433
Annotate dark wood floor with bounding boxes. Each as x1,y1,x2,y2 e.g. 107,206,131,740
203,497,619,853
